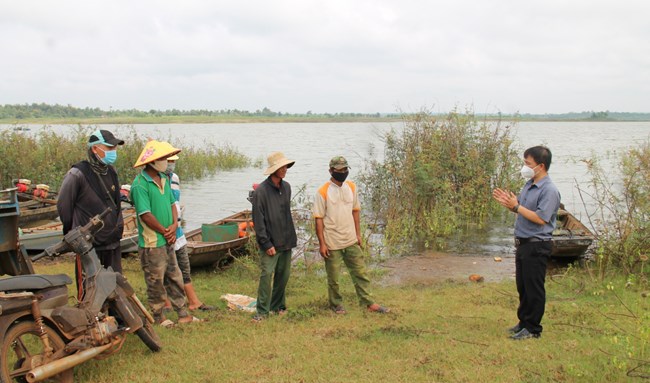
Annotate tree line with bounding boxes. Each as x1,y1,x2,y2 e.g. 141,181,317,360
0,103,398,120
2,103,649,121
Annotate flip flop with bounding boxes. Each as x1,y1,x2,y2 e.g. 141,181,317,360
157,319,175,328
332,305,347,315
367,304,390,314
178,316,204,324
191,304,215,312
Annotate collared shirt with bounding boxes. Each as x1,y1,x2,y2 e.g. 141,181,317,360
313,180,361,251
131,170,175,248
515,175,561,239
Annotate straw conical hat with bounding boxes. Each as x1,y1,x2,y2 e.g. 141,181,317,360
133,140,181,168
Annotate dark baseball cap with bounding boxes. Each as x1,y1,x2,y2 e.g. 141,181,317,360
88,129,125,148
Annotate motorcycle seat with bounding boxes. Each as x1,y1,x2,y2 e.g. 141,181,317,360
0,274,73,292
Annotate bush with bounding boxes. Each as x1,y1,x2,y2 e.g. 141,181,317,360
357,108,520,251
579,140,650,279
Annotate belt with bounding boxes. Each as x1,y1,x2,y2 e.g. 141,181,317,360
515,237,552,247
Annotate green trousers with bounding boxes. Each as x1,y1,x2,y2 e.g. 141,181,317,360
256,249,292,316
324,244,374,308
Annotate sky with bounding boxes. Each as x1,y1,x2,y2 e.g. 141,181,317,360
1,0,648,114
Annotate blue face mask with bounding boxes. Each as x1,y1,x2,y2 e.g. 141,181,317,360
98,147,118,165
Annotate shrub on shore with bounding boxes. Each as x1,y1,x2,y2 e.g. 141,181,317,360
358,108,520,250
580,139,650,279
0,126,250,190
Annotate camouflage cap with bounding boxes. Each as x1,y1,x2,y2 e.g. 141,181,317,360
329,156,350,170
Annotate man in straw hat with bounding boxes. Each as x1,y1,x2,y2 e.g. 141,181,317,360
313,156,390,314
58,129,125,299
251,151,298,322
130,140,200,327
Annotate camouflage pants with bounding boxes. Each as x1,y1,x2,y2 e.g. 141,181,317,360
175,245,192,284
139,245,188,321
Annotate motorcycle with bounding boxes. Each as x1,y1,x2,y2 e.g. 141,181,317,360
0,208,161,383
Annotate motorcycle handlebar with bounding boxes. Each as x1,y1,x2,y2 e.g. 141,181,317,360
31,250,48,262
32,207,113,260
97,207,111,221
83,207,112,236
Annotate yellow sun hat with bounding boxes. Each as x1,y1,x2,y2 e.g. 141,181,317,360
133,140,181,168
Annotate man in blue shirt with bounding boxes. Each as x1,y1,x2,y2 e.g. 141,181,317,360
493,146,561,340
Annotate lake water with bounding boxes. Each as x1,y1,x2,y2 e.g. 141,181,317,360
5,121,650,254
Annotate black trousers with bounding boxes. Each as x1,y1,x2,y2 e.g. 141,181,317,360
515,241,551,334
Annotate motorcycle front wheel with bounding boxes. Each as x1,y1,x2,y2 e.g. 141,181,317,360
128,296,162,352
135,321,162,353
0,321,73,383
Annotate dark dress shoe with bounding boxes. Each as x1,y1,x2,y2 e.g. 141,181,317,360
510,328,540,340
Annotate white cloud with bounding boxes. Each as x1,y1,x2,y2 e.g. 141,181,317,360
0,0,648,113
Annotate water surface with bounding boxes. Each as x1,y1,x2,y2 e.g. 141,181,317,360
4,121,649,254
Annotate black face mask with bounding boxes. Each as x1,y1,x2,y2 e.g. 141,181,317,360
331,171,349,183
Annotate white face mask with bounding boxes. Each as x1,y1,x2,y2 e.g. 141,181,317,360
520,164,539,179
152,159,168,173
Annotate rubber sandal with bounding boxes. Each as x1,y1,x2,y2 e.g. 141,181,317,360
332,305,347,315
251,315,265,323
178,316,203,324
158,319,175,328
367,304,390,314
191,304,215,312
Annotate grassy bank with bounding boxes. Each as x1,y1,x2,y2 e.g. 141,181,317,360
35,257,649,382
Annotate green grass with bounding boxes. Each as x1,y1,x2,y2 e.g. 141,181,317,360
30,256,649,382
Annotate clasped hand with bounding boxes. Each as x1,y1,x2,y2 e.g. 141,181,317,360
492,188,518,211
163,223,177,244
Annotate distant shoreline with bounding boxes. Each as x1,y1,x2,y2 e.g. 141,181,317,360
1,116,403,125
2,116,649,125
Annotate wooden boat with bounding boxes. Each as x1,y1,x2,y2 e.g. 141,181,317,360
20,207,139,254
185,210,253,268
551,208,594,258
17,193,59,226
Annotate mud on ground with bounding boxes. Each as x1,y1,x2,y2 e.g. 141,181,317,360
380,251,516,286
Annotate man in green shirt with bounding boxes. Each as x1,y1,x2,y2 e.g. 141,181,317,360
131,140,198,327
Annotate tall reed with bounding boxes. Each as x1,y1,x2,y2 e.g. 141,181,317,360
0,126,250,190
